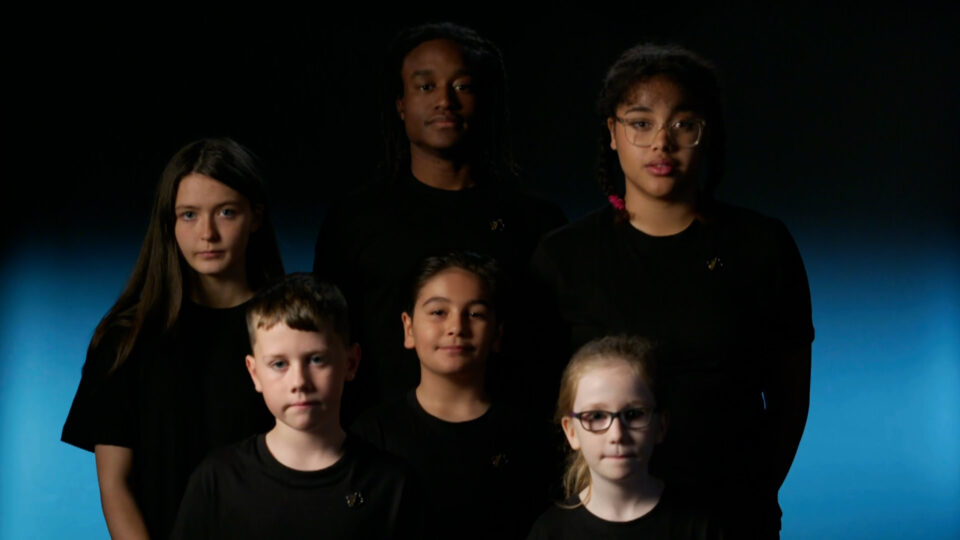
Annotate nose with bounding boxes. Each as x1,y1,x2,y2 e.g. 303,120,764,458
436,84,459,111
650,125,674,152
446,310,469,337
200,215,219,242
606,415,632,443
289,361,314,393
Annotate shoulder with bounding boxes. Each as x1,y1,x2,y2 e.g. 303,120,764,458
319,179,399,228
349,394,417,449
708,202,799,247
192,435,260,480
531,206,615,273
527,503,582,540
344,436,417,486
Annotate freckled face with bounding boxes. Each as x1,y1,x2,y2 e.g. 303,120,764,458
607,76,704,204
396,38,477,156
173,173,260,280
246,323,359,434
561,360,665,485
402,268,500,378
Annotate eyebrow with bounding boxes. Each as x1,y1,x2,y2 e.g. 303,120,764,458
420,297,491,308
410,69,473,78
174,200,243,211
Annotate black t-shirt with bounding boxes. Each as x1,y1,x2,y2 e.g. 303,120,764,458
169,434,422,539
526,488,723,540
531,204,814,498
351,390,557,540
314,174,566,418
61,300,273,539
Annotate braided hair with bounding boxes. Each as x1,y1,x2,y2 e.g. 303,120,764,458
595,44,725,222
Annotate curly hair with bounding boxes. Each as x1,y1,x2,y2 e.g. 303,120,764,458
596,44,725,222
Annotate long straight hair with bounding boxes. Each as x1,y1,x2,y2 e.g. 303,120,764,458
557,335,662,505
91,138,285,371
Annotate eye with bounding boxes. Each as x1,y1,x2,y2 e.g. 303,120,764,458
269,359,287,370
453,81,473,92
428,309,447,317
309,355,328,366
627,119,653,131
581,410,610,422
417,82,435,92
219,207,238,218
622,408,649,421
178,210,196,221
672,119,700,132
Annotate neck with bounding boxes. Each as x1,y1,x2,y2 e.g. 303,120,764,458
583,472,664,522
624,188,697,237
264,421,346,471
409,146,474,190
189,271,254,308
416,368,490,422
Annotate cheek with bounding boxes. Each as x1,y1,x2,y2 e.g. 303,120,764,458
174,222,191,254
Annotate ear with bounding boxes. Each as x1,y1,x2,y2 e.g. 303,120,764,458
656,410,668,444
607,117,618,151
561,415,581,451
250,203,263,233
245,354,263,393
396,96,406,121
344,343,361,381
401,312,416,350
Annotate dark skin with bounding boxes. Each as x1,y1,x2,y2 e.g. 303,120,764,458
396,38,478,191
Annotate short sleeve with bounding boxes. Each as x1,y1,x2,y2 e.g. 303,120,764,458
768,220,815,347
61,329,137,452
168,460,216,539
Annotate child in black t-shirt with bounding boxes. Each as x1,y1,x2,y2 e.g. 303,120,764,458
527,336,722,540
170,274,420,539
352,252,553,540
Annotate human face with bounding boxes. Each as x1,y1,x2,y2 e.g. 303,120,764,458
174,173,260,280
396,38,477,157
607,76,704,204
246,322,359,434
561,360,665,485
402,268,500,379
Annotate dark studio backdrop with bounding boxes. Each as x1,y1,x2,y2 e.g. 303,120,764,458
2,6,957,538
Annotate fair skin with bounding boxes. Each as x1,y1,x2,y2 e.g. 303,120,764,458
174,173,262,308
397,38,477,191
607,76,702,237
94,173,262,538
246,321,360,471
561,359,666,522
401,267,501,422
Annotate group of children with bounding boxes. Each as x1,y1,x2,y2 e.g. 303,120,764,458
63,21,812,540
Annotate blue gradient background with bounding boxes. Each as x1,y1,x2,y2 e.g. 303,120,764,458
3,7,958,539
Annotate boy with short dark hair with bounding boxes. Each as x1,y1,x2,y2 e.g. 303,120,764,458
170,273,420,539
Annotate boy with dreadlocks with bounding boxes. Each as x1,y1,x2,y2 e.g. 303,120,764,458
314,22,566,420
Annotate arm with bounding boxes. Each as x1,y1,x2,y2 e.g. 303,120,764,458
95,444,149,540
764,345,811,488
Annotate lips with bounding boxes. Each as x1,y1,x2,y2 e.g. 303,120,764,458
427,114,462,128
645,159,678,176
436,344,475,354
286,400,321,410
197,250,225,259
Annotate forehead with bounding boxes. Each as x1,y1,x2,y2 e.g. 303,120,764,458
253,320,342,355
618,75,692,113
573,360,653,408
175,173,246,205
401,38,469,77
417,267,488,301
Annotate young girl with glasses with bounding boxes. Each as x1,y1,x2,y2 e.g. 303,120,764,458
528,335,721,539
61,138,285,539
532,44,814,537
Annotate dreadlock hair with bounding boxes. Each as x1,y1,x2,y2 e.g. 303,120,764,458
381,22,517,184
596,44,725,223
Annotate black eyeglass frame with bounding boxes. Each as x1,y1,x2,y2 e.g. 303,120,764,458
568,406,659,433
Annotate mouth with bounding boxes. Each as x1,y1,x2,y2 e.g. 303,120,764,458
286,400,322,410
197,250,225,259
436,344,476,354
427,115,462,128
645,159,678,176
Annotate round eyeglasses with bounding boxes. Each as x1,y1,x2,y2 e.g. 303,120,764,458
613,117,705,148
569,407,657,432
